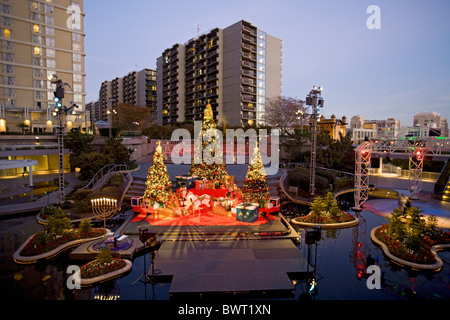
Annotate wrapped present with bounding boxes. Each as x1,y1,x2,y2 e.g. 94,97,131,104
176,175,197,190
265,202,274,209
270,196,280,207
236,202,259,223
195,180,200,189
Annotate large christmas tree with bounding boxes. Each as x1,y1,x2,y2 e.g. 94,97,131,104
241,144,271,204
143,141,172,206
189,104,228,181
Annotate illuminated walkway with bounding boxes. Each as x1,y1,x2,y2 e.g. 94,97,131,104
363,175,450,229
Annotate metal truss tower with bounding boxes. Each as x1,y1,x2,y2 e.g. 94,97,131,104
305,86,324,196
353,137,448,210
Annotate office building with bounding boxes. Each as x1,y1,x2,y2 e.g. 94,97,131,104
157,20,282,127
0,0,86,133
413,111,448,137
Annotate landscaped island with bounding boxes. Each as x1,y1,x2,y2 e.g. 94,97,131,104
371,206,450,270
14,215,107,264
290,192,358,228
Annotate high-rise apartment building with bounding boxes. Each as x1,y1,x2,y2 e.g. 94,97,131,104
96,68,156,122
0,0,86,133
156,20,282,127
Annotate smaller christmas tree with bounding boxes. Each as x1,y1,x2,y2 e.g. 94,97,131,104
241,144,271,204
143,141,172,207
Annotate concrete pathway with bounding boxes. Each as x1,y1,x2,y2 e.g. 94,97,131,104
363,175,450,229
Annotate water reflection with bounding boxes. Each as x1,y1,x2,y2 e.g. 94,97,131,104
1,202,449,300
288,208,450,300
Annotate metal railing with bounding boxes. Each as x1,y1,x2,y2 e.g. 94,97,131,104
80,164,129,191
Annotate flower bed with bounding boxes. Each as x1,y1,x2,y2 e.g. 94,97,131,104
80,257,127,279
20,228,105,257
373,224,450,265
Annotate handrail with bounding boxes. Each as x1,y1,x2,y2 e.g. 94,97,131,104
80,164,129,190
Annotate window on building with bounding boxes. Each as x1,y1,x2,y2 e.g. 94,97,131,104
2,52,13,61
73,63,81,72
32,24,40,33
33,69,43,77
32,34,42,44
45,38,55,47
3,64,14,73
44,15,54,25
31,1,40,10
2,16,12,26
46,48,55,57
5,88,16,97
74,94,82,103
46,59,55,68
34,91,44,99
4,76,15,85
5,99,16,107
72,32,81,42
73,84,82,92
34,80,43,88
44,4,54,13
33,46,41,55
2,40,13,50
73,53,81,62
45,26,55,36
31,12,41,22
1,4,11,14
73,73,82,82
72,43,81,51
3,28,10,38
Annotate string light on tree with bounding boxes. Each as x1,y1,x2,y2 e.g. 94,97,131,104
143,141,172,207
241,144,271,204
189,104,229,182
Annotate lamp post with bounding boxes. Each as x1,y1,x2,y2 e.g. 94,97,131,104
91,197,118,240
48,74,77,205
305,86,324,196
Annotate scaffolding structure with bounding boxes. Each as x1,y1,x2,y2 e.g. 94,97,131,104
353,137,448,210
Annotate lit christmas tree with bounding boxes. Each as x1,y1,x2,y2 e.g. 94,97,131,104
241,144,271,204
189,104,229,181
143,141,172,206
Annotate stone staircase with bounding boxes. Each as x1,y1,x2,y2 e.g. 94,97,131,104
123,176,146,200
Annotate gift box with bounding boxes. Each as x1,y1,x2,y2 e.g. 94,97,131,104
236,202,259,223
176,175,197,190
270,196,280,207
265,202,274,209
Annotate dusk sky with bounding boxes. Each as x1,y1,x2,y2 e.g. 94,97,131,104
84,0,450,127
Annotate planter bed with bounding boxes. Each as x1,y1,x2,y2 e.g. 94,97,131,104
291,211,359,229
75,259,132,287
13,228,109,264
371,225,450,271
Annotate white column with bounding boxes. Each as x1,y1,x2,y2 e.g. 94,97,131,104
379,157,383,174
28,165,34,187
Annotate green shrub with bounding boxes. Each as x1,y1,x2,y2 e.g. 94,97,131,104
73,199,91,215
72,189,94,201
41,204,64,217
45,213,71,236
108,173,124,187
78,219,92,233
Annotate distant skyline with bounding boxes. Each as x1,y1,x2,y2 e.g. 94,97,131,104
84,0,450,127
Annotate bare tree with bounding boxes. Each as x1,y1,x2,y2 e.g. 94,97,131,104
113,103,154,133
265,96,306,133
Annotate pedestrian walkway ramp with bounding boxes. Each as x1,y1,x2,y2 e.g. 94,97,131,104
152,239,311,296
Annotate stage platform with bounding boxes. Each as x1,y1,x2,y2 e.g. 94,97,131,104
119,212,300,241
152,239,312,297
